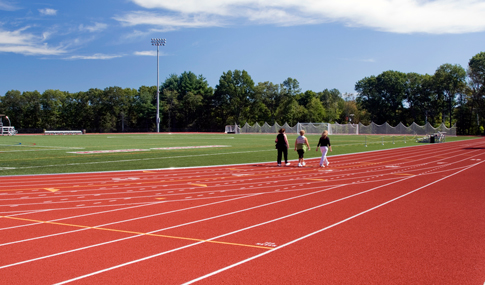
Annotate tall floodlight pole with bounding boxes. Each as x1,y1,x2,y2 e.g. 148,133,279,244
151,38,166,132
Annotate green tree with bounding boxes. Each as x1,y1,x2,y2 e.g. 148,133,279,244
22,91,42,129
305,97,325,122
434,64,467,126
356,71,407,125
214,70,255,126
0,90,24,128
319,88,344,123
40,89,66,129
467,51,485,134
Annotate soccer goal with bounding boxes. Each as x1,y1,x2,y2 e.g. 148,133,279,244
224,124,240,134
297,123,329,134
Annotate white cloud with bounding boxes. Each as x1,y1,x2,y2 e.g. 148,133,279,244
79,22,108,33
114,11,224,29
0,27,67,56
66,53,123,60
134,50,157,56
39,8,57,16
0,0,19,11
124,0,485,34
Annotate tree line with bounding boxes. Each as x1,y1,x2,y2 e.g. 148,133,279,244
1,52,484,134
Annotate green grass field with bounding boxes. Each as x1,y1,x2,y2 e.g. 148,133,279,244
0,133,477,176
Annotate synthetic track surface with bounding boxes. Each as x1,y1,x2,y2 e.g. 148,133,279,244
1,138,484,284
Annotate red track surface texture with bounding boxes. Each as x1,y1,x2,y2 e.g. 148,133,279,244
1,139,484,284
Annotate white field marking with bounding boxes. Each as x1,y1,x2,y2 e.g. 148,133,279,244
0,148,85,153
0,193,261,248
53,174,420,284
0,201,166,232
111,177,139,181
151,145,230,150
106,136,235,140
67,149,150,154
4,149,273,171
182,160,485,285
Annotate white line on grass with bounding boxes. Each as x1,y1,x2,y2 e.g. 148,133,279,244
3,149,274,170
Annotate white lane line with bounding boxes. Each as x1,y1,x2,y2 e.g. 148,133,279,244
182,160,484,284
0,201,165,232
0,193,259,248
52,174,420,284
0,194,262,269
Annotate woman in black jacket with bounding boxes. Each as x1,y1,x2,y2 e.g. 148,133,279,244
316,130,332,167
275,128,290,166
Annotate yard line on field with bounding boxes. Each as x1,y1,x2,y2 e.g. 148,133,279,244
182,160,484,285
1,149,274,170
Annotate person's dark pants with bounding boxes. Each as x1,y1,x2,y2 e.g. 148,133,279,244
277,147,288,164
297,149,304,159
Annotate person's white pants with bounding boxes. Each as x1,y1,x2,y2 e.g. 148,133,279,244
319,146,329,166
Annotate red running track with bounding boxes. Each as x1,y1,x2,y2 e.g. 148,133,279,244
1,138,484,284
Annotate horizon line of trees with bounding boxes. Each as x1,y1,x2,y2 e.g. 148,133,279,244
1,52,484,135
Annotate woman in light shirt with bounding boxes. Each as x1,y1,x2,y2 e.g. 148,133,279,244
294,130,310,167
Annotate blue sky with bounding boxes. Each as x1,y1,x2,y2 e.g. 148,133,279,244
1,0,484,97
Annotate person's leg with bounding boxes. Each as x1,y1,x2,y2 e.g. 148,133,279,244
277,148,282,165
323,146,329,166
320,146,328,166
297,150,304,166
283,148,288,164
319,147,324,166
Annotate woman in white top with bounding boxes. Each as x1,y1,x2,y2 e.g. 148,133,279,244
294,130,310,167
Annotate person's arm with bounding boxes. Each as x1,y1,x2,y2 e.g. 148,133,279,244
328,138,332,152
284,134,289,148
305,138,310,150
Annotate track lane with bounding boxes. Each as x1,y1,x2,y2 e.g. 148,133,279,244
0,138,483,284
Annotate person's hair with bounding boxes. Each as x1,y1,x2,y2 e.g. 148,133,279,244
321,130,328,138
279,128,285,134
299,130,305,136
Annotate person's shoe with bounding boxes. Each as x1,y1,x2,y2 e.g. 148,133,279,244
302,162,306,166
320,164,324,167
326,162,330,166
277,164,281,167
298,163,302,167
285,163,291,166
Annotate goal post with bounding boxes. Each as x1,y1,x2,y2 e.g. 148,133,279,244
224,124,240,134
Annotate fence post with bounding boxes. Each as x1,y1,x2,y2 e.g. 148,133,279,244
365,135,367,147
382,137,384,145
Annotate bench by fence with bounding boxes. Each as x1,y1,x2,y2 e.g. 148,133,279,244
44,130,83,135
1,126,17,136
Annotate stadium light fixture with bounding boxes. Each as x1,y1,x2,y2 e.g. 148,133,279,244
151,38,166,133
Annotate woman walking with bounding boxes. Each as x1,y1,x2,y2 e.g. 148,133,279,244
316,130,332,167
294,130,310,167
275,128,290,166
